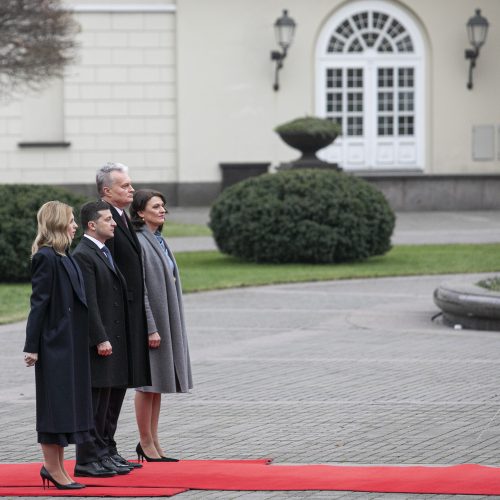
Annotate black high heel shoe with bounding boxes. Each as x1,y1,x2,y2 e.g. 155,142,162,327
160,455,179,462
40,466,85,490
136,442,170,462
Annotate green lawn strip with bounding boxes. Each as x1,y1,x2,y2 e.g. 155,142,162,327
0,283,31,325
176,243,500,292
2,243,499,324
163,222,211,237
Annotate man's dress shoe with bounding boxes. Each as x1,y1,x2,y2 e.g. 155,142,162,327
110,452,143,469
74,461,117,478
101,455,132,475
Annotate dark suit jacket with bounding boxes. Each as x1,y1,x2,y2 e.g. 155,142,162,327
73,237,130,388
24,246,93,434
104,203,151,388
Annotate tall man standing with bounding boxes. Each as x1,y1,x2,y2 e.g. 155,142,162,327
96,162,151,469
73,201,133,477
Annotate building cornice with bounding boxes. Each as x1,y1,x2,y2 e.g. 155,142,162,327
71,4,176,13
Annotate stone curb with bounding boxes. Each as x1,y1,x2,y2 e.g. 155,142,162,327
434,281,500,330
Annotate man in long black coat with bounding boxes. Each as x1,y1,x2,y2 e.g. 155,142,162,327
96,162,151,468
73,201,134,477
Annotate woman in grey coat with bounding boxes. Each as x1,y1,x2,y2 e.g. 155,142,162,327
130,189,193,462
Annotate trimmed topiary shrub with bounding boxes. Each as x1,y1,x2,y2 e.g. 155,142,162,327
0,185,88,282
274,116,341,139
209,169,395,264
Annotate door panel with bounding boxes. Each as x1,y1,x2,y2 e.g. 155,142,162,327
319,62,418,170
319,65,369,169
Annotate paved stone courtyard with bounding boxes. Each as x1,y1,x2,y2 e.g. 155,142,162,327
3,268,500,499
2,209,500,498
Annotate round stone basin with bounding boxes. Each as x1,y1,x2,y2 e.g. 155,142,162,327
434,281,500,331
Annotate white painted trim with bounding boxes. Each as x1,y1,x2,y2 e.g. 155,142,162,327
71,4,176,13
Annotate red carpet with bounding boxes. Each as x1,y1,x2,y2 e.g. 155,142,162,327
1,459,500,496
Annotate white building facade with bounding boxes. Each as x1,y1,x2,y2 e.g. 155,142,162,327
1,0,499,209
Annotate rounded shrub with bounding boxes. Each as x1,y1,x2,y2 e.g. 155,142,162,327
209,169,395,264
274,116,341,139
0,185,88,282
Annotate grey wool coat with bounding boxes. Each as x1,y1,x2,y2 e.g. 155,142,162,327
137,227,193,393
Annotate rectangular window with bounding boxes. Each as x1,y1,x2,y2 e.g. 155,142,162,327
398,116,414,135
398,68,414,87
377,66,415,137
378,116,393,136
398,91,413,112
377,92,393,112
325,67,364,137
347,92,363,112
377,68,393,88
347,116,363,136
327,92,342,113
326,68,342,88
347,68,363,88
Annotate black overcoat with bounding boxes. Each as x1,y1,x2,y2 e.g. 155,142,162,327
24,247,93,434
72,237,130,388
104,204,151,388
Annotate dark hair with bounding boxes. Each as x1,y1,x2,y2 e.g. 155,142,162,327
80,200,111,232
130,189,167,230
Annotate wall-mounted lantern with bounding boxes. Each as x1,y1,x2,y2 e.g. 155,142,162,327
270,10,296,91
465,9,489,90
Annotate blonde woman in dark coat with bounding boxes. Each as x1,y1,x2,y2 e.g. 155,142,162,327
24,201,93,490
130,189,193,462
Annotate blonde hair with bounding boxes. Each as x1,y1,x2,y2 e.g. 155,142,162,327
32,201,74,256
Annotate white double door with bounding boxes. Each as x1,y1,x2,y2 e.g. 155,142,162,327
316,59,423,171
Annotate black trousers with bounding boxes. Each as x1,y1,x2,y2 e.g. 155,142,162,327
76,387,126,464
105,387,127,456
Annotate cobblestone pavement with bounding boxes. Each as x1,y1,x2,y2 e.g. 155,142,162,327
3,272,500,499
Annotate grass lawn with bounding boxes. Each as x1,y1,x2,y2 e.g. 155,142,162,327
163,222,211,237
176,243,500,292
0,283,31,325
2,243,499,325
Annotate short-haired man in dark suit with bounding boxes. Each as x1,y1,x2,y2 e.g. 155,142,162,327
96,162,151,469
72,201,133,477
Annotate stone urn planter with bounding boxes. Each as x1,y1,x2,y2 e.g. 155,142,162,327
433,280,500,331
275,116,341,170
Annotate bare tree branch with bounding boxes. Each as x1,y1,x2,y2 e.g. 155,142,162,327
0,0,80,95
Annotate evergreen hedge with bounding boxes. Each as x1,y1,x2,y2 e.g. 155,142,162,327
209,169,395,264
0,185,88,282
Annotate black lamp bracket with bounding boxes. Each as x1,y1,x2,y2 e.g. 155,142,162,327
465,47,479,90
271,48,288,91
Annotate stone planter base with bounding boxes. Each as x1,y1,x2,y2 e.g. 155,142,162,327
219,162,270,190
277,159,341,171
433,281,500,331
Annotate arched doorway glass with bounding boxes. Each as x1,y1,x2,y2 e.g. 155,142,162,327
315,1,425,170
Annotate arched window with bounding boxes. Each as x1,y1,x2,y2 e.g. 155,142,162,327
315,1,425,170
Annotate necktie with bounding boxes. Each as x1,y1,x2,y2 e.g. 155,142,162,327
101,246,115,270
120,211,129,230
